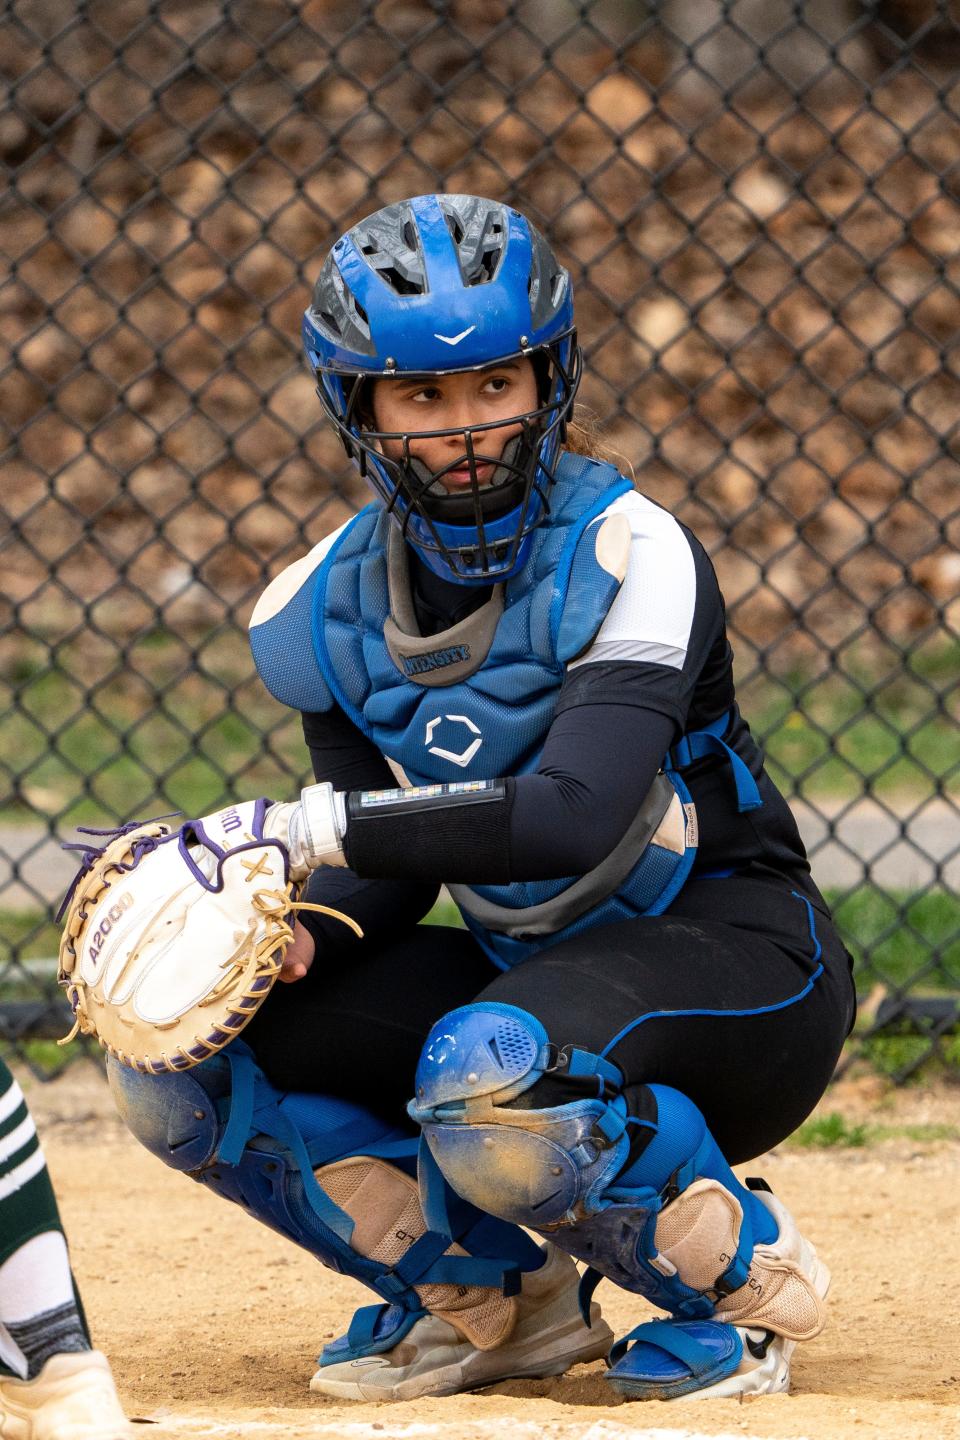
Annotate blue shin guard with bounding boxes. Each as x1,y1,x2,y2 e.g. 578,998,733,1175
108,1039,543,1355
410,1003,777,1323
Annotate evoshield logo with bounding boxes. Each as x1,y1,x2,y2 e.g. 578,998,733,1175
425,714,482,767
402,644,470,677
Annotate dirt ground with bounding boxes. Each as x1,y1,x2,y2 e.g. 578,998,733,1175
19,1060,960,1440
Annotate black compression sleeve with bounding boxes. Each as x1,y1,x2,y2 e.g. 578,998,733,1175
343,779,514,883
342,700,677,884
508,703,676,877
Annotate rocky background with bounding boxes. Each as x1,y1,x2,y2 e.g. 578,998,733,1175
4,0,959,668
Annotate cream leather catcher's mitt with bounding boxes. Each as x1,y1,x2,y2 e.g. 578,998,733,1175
57,799,359,1074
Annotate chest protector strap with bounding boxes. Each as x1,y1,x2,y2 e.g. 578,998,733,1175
448,771,683,938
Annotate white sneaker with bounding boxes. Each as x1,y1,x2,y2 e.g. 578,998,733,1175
0,1351,131,1440
311,1245,613,1401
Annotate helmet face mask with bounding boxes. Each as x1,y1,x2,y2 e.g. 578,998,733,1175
304,195,582,584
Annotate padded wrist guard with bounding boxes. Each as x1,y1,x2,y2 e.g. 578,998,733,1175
298,782,349,870
266,784,348,879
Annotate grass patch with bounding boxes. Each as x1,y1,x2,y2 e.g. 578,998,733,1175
791,1112,870,1147
858,1032,943,1081
1,630,310,827
886,1122,960,1143
0,1037,98,1082
14,1039,74,1074
0,910,62,968
790,1113,959,1147
828,886,960,992
738,641,960,802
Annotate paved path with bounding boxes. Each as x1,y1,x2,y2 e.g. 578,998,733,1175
2,796,958,913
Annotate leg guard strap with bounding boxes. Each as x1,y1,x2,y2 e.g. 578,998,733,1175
219,1042,379,1245
218,1043,539,1296
323,1302,423,1366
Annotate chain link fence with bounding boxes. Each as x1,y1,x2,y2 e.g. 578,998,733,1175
2,0,958,1082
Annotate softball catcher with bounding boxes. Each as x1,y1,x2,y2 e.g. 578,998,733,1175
66,194,855,1403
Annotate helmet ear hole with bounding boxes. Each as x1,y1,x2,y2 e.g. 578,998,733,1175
531,352,552,405
348,377,375,430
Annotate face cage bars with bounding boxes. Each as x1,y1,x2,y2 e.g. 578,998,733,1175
314,340,582,580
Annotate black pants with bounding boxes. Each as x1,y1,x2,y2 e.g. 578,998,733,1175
244,874,856,1165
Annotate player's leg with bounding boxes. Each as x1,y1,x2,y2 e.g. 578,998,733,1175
108,925,611,1401
411,877,855,1400
0,1056,130,1438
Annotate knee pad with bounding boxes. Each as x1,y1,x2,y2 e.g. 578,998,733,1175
107,1041,542,1342
411,1004,826,1333
107,1051,228,1172
410,1002,630,1228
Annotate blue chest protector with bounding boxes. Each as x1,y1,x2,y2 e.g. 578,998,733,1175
251,454,758,968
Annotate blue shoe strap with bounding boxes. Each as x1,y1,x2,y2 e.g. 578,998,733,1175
609,1318,726,1376
347,1302,391,1351
323,1301,424,1364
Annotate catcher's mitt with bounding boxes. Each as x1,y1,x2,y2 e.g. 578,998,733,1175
57,798,361,1074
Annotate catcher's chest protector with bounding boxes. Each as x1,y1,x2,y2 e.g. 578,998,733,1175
251,455,698,966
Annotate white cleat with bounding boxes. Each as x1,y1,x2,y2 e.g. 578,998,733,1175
311,1244,613,1402
0,1351,131,1440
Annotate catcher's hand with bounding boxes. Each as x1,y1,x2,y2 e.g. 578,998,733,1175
57,799,361,1074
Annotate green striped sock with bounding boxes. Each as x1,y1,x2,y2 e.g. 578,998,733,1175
0,1059,90,1377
